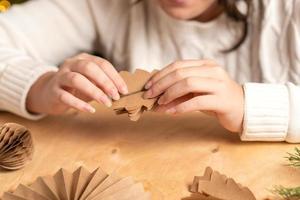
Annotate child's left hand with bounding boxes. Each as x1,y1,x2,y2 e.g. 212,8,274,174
143,60,244,133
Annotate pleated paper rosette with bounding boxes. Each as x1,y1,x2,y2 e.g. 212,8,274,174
2,166,151,200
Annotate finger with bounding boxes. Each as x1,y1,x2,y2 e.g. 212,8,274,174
89,55,128,95
72,91,93,102
155,94,193,113
144,66,224,98
157,77,222,105
57,90,96,113
60,72,112,107
145,59,217,89
165,95,219,114
71,60,120,100
61,84,93,102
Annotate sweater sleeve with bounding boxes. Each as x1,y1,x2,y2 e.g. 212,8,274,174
241,0,300,143
241,83,290,142
241,82,300,143
0,0,97,119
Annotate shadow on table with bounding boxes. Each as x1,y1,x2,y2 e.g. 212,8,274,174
0,109,293,147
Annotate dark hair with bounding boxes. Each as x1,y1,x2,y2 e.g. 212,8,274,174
219,0,252,52
134,0,253,53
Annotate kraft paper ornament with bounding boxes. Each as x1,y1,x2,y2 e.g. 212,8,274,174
184,167,256,200
0,123,34,170
2,166,151,200
112,69,159,121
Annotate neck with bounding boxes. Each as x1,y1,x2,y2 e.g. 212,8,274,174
194,1,224,22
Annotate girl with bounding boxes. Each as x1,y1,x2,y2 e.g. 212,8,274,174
0,0,299,143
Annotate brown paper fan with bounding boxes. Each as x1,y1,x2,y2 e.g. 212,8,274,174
184,167,256,200
2,166,151,200
0,123,34,170
112,69,159,121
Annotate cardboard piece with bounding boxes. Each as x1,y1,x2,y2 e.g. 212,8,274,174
2,166,151,200
71,167,93,200
112,69,159,121
0,123,34,170
185,167,256,200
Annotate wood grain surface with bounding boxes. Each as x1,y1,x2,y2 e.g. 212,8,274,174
0,104,299,200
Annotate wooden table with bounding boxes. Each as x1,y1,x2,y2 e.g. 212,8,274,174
0,104,299,200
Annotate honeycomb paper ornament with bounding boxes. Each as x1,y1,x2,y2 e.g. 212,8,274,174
2,166,151,200
112,69,159,121
184,167,256,200
0,123,34,170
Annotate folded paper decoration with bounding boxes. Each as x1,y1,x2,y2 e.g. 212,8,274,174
0,123,34,170
2,166,151,200
184,167,256,200
112,69,159,121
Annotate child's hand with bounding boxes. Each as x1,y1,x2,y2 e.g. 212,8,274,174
144,60,244,133
26,53,128,115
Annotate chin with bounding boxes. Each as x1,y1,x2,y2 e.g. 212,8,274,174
158,0,216,20
162,8,197,20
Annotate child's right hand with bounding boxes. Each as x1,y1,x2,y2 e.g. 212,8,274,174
26,53,128,115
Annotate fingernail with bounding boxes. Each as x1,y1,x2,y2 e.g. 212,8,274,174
111,90,120,101
158,97,165,105
86,105,96,113
166,108,176,114
120,86,128,95
145,81,152,90
143,90,152,99
100,96,112,107
105,99,112,107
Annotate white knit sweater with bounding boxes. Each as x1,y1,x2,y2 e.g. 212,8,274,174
0,0,299,142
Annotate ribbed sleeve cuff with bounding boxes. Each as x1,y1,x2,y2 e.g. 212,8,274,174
241,83,289,141
0,59,58,120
